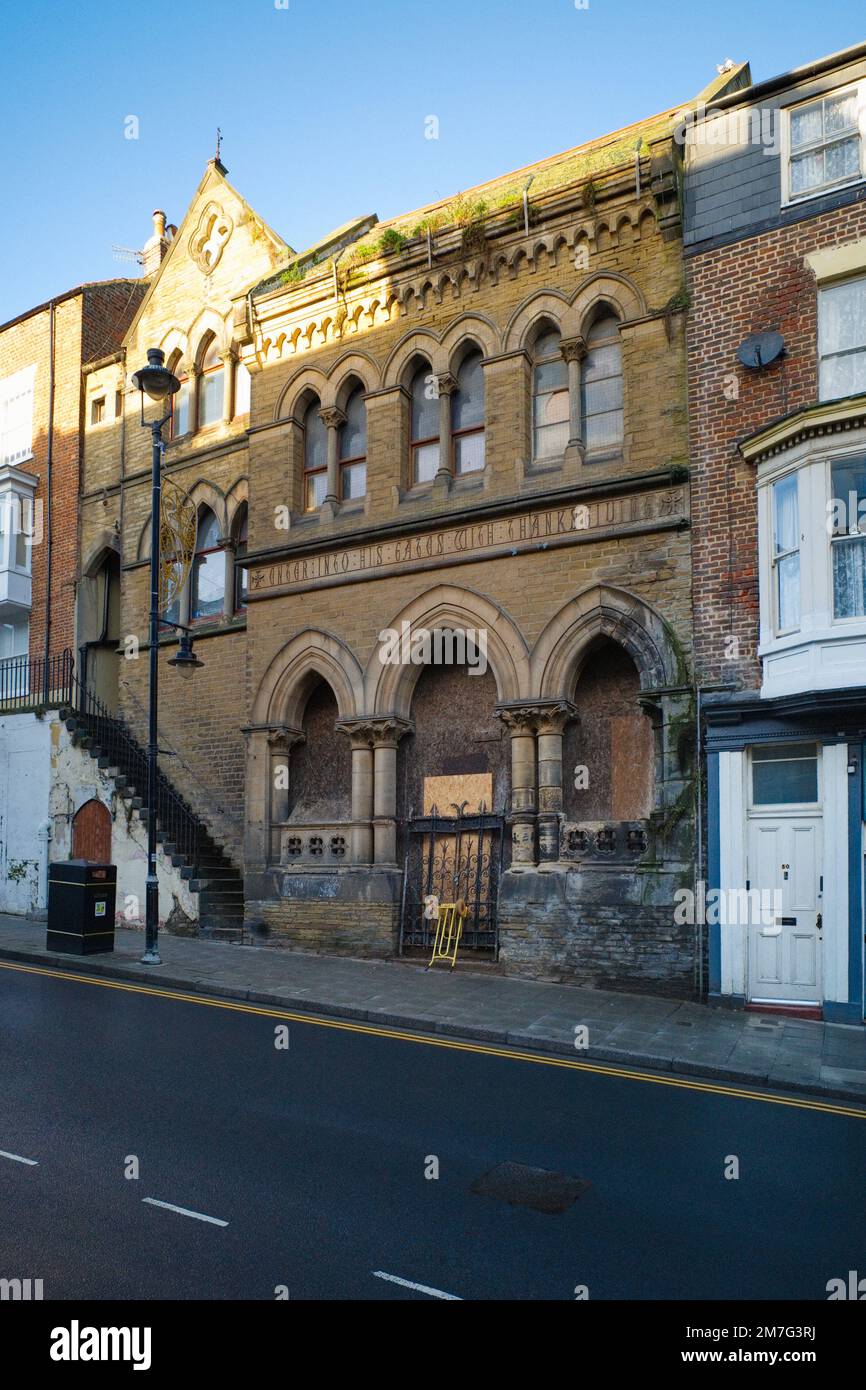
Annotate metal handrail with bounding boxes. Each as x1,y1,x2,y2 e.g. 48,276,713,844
0,649,74,712
70,672,202,873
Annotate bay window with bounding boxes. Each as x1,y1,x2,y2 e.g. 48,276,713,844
830,455,866,618
771,473,801,631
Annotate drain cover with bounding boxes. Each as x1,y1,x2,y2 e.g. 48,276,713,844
470,1162,590,1214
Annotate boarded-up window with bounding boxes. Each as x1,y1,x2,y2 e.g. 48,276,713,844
563,640,653,821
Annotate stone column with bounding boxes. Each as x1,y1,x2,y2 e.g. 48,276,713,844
435,372,458,484
337,717,412,866
497,706,540,869
536,702,578,867
319,406,346,513
221,350,236,424
336,719,377,865
369,717,413,866
560,336,587,466
187,365,202,432
222,540,236,620
267,726,305,862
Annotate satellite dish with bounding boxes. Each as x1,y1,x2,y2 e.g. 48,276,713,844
736,331,785,370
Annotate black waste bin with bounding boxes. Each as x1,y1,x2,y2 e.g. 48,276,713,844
47,861,117,955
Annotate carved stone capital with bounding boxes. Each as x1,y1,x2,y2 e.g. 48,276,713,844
560,335,588,364
266,725,305,754
336,715,414,749
319,406,347,431
496,700,579,736
434,372,459,397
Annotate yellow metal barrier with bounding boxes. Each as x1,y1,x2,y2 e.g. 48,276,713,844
426,899,470,971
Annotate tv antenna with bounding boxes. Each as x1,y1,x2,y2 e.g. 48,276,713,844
111,244,144,266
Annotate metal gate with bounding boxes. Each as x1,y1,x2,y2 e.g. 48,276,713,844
399,805,506,957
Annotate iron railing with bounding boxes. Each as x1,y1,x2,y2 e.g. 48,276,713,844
70,672,203,874
399,804,506,956
0,649,74,711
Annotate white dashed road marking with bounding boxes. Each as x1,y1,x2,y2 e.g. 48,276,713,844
142,1198,228,1227
372,1270,461,1300
0,1149,38,1166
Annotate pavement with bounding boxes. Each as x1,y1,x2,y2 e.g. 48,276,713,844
2,957,865,1300
1,912,865,1104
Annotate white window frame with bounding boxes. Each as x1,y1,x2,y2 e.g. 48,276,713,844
826,450,866,626
748,742,822,814
818,272,866,402
780,81,866,208
0,466,38,578
0,364,36,467
756,433,866,650
770,470,801,635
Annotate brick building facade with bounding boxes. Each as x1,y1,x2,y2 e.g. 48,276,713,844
0,280,144,679
684,41,866,1021
73,66,752,994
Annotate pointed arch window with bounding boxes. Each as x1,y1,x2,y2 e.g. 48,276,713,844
233,505,248,613
198,339,224,429
532,327,568,460
234,359,251,417
191,507,224,620
169,359,191,439
410,362,439,484
339,387,367,501
451,349,485,474
303,399,328,511
581,313,623,452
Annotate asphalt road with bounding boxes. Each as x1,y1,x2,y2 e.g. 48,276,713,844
0,959,864,1301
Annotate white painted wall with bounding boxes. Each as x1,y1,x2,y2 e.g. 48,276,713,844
0,710,198,928
0,711,52,914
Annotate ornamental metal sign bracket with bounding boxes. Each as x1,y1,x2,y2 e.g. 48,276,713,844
159,476,197,616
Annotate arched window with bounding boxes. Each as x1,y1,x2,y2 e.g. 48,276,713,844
198,338,224,430
169,358,190,439
233,505,248,613
303,398,328,511
451,349,485,474
581,312,623,452
339,386,366,501
532,327,568,460
410,362,439,484
191,507,224,621
234,359,251,417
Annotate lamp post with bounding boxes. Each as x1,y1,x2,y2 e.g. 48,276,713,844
131,348,200,965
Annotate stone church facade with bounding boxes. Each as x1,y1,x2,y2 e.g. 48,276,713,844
76,67,745,994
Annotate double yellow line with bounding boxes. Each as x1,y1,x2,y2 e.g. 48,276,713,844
1,957,864,1119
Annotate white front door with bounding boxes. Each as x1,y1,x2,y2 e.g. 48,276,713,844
746,816,823,1003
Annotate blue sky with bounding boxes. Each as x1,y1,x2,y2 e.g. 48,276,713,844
1,0,863,322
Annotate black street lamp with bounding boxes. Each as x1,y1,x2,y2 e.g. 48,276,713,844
131,348,200,965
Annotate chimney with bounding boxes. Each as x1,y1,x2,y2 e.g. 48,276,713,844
141,209,170,275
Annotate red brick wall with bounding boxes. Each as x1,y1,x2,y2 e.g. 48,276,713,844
686,201,866,688
0,281,143,667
